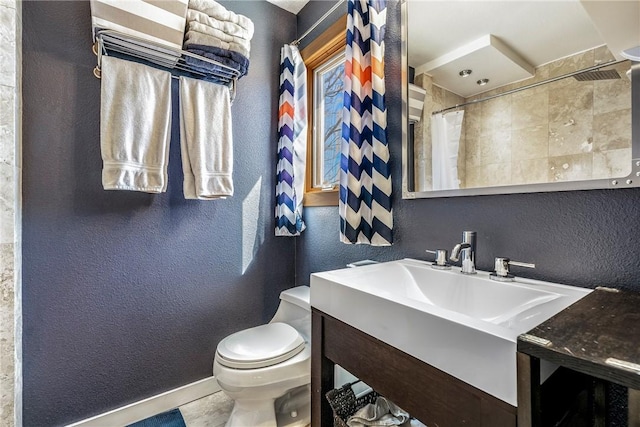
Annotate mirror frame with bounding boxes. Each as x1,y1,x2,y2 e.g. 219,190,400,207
400,0,640,199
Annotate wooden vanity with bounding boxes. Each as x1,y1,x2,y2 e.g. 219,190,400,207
311,308,517,427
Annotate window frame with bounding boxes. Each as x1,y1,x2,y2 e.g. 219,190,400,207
300,16,347,207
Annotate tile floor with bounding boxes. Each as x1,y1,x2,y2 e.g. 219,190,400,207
178,392,234,427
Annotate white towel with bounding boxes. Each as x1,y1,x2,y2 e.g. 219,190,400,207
188,21,252,51
347,397,411,427
187,8,254,40
184,30,250,58
179,76,233,199
100,56,172,193
188,0,254,35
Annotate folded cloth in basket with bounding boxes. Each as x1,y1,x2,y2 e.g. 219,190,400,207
184,30,250,58
187,21,251,51
184,45,249,76
188,0,254,35
186,8,254,40
346,396,411,427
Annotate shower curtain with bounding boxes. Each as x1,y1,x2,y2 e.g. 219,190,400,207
275,44,307,236
431,110,464,191
339,0,393,246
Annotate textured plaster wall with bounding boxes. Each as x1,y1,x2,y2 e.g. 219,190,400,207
21,1,296,425
296,1,639,425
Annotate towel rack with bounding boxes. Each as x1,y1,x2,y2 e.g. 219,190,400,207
93,29,240,89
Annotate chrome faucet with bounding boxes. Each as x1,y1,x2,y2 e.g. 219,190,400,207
450,231,477,274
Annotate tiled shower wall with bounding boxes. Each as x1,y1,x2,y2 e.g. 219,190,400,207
0,0,21,425
415,47,632,190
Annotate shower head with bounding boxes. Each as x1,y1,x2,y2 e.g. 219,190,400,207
573,69,621,81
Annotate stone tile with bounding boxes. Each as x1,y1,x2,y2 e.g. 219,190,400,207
0,85,15,165
594,46,616,65
0,163,14,244
0,242,14,427
180,391,233,427
511,91,548,130
548,79,593,124
463,103,482,136
547,49,594,79
444,90,464,111
432,85,445,108
483,162,512,187
481,96,511,134
593,109,632,152
0,4,17,87
511,125,548,161
512,158,550,185
464,135,481,168
548,82,594,157
593,65,631,116
464,166,484,189
549,153,593,182
593,148,632,180
480,130,511,165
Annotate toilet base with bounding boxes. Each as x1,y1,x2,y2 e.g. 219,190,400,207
226,398,277,427
224,385,311,427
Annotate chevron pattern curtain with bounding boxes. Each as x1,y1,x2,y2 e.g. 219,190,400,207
339,0,393,245
275,44,307,236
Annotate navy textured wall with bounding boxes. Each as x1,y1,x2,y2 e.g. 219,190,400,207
296,2,638,424
21,1,296,425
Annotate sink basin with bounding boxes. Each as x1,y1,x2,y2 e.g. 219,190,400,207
310,258,591,406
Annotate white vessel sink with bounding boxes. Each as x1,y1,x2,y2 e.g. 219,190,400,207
310,258,591,406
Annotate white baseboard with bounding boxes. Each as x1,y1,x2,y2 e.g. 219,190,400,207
66,376,221,427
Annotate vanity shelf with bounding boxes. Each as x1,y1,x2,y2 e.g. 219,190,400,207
517,288,640,426
311,309,517,427
93,29,240,86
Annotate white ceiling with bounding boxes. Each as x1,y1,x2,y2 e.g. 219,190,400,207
266,0,310,14
265,0,639,98
408,0,639,98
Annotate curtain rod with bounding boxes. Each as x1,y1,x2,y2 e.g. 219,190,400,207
291,0,345,46
432,59,628,115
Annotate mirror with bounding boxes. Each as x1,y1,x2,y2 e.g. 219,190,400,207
401,0,640,198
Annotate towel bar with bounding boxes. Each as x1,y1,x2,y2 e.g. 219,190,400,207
93,29,239,88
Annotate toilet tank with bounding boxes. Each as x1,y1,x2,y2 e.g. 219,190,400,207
270,286,311,341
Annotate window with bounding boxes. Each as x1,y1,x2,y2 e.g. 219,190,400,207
313,51,344,190
301,16,347,206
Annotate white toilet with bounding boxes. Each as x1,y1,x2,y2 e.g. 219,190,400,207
213,286,311,427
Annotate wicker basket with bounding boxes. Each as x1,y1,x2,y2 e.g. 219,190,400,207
325,381,380,427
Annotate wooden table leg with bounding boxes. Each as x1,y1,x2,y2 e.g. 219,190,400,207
517,352,541,427
311,309,335,427
629,388,640,427
592,379,606,427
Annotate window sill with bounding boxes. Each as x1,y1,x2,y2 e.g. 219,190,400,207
304,190,339,207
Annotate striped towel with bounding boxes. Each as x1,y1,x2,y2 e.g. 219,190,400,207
339,0,393,246
90,0,188,51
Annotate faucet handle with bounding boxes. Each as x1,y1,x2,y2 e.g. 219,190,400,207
491,257,535,281
426,249,451,270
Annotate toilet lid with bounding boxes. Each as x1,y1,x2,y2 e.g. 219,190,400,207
216,322,306,369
